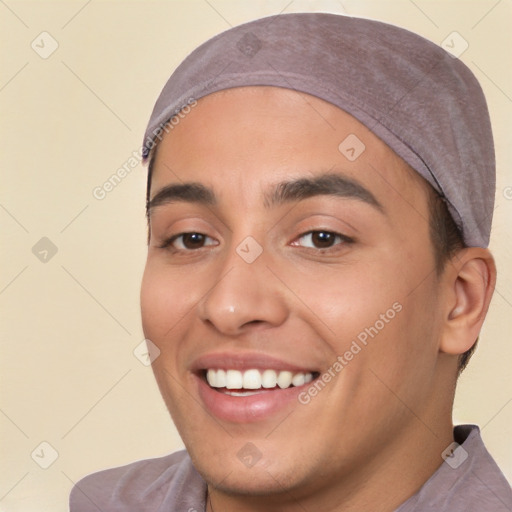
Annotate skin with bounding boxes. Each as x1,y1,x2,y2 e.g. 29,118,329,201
140,86,496,512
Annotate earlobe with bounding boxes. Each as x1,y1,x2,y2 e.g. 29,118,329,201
440,248,496,356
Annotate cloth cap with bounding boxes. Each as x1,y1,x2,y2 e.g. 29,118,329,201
142,13,495,247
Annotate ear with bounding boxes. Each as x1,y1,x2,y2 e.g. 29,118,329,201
439,248,496,356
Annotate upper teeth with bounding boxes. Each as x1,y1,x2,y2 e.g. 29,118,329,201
206,369,314,390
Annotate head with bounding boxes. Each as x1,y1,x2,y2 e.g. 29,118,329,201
140,85,495,505
139,12,496,509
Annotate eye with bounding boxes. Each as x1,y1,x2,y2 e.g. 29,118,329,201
159,232,218,251
292,230,352,250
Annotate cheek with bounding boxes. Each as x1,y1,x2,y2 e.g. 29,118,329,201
290,255,439,382
342,274,441,414
287,260,406,342
140,258,196,340
140,261,196,417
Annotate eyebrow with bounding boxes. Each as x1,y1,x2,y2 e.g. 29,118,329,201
146,171,384,215
147,182,215,213
265,172,383,211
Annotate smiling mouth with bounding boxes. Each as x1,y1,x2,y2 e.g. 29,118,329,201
204,368,320,396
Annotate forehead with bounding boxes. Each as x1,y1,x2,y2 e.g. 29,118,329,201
149,86,429,211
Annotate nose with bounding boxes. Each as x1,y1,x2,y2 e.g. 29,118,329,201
197,245,289,336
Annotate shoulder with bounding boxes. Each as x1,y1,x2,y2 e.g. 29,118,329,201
69,450,207,512
398,425,512,512
449,425,512,511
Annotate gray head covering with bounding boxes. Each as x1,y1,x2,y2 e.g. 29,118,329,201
142,13,495,247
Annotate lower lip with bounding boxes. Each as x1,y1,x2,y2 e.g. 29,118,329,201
195,374,312,423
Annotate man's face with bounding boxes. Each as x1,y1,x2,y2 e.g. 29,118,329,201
141,86,448,497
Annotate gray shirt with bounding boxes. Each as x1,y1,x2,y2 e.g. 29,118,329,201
70,425,512,511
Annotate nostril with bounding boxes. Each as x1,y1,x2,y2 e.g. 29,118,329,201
243,319,265,327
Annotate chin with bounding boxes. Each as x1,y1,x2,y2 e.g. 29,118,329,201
192,454,306,497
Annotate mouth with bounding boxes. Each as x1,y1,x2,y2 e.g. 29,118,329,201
204,368,319,396
191,353,322,423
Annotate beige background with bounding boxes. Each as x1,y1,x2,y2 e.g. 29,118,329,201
0,0,511,510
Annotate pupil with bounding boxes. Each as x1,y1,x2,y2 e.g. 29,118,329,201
312,231,333,248
184,233,204,248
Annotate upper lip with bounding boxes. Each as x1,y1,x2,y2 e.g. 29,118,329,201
190,351,318,373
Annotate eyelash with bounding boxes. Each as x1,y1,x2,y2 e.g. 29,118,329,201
158,232,218,251
157,230,354,253
291,231,353,250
